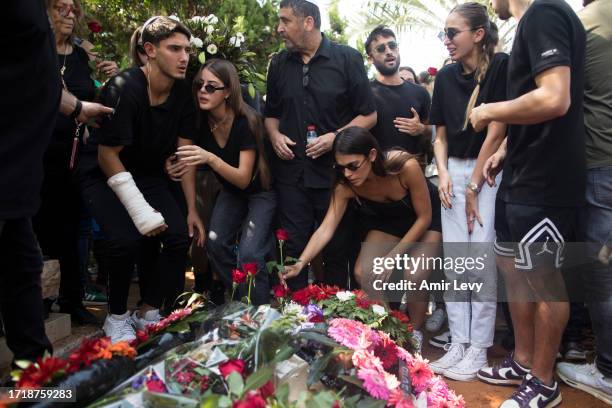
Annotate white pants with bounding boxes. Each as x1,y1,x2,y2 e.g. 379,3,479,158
441,157,499,348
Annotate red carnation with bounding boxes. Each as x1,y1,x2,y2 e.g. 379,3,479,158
427,66,438,76
374,336,399,370
259,380,275,399
243,263,258,276
275,228,289,241
233,392,266,408
272,284,289,298
88,21,102,33
219,359,246,379
291,287,312,305
232,268,247,284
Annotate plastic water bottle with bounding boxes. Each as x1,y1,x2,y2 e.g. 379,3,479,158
306,125,317,145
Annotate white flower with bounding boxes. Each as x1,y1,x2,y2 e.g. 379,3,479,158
229,36,242,48
190,36,203,48
284,301,303,316
205,25,215,35
336,291,355,302
168,14,180,22
263,26,271,33
189,16,205,24
206,44,218,55
236,32,245,42
372,304,387,316
205,14,218,25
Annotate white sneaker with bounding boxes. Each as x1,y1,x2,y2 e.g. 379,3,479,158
556,362,612,405
425,308,446,332
412,330,424,355
429,330,452,349
445,346,488,381
430,343,465,375
103,312,136,343
129,309,162,332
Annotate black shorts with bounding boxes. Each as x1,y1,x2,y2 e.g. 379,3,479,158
427,179,442,233
494,201,579,271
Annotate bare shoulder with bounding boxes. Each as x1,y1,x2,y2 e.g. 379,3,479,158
334,183,356,200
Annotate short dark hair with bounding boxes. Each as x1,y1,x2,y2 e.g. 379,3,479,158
279,0,321,30
399,67,419,84
141,16,191,47
365,25,396,55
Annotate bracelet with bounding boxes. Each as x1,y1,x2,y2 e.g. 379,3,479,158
70,99,83,120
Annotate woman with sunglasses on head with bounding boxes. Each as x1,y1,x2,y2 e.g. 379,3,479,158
429,2,508,381
31,0,119,326
170,59,275,306
280,127,433,309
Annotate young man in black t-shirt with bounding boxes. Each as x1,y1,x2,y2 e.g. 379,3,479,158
79,17,203,343
470,0,586,406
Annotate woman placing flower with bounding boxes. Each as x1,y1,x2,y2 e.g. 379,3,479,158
168,59,275,306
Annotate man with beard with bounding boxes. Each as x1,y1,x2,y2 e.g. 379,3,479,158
78,16,203,343
470,0,586,406
265,0,377,289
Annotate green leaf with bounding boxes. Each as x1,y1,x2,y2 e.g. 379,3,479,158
243,366,273,394
307,351,333,387
298,331,341,348
248,83,255,99
338,375,365,389
271,344,296,364
200,394,220,408
198,52,206,64
227,371,244,396
356,397,386,408
275,383,290,403
266,260,279,274
217,395,232,408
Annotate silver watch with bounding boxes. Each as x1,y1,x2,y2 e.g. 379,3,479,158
467,182,481,193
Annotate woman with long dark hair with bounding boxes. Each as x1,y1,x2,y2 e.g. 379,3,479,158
281,127,435,322
173,59,275,305
430,2,508,380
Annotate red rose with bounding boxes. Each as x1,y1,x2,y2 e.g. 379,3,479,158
242,263,258,276
291,287,312,305
232,268,247,284
272,284,289,298
427,66,438,76
275,228,289,241
259,380,275,399
88,21,102,33
333,402,342,408
233,392,266,408
219,359,246,379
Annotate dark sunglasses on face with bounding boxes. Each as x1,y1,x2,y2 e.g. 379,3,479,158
333,158,368,173
55,4,77,18
438,27,481,42
374,40,398,54
195,80,226,94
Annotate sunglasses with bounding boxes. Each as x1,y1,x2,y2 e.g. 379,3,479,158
374,40,398,54
195,80,226,94
333,158,368,173
55,4,77,18
438,27,481,42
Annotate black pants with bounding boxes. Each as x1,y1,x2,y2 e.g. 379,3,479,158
276,180,358,290
81,176,190,315
0,219,52,362
32,162,83,308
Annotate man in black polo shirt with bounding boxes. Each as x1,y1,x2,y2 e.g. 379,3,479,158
470,0,586,406
265,0,376,289
79,16,202,343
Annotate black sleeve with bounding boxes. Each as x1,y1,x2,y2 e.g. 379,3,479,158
429,71,446,125
523,4,572,77
419,88,432,123
179,98,198,141
264,54,282,119
96,76,138,147
346,49,377,116
238,117,257,151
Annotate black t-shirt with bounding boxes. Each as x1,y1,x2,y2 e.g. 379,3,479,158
1,1,62,218
80,67,197,181
430,53,508,158
198,114,262,195
502,0,586,207
265,35,376,188
48,45,95,166
370,79,431,154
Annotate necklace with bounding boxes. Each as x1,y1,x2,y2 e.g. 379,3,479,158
209,112,230,132
60,42,69,76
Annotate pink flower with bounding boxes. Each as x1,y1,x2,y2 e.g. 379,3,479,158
388,389,416,408
328,318,373,350
357,367,391,400
351,349,384,372
373,332,399,370
396,346,414,364
175,371,195,384
408,354,433,393
445,390,466,408
145,378,167,393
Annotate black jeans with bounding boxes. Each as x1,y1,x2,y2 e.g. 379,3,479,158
81,176,190,315
0,219,52,362
32,162,83,308
276,180,358,290
206,189,276,305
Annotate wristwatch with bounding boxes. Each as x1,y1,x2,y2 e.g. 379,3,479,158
466,182,481,193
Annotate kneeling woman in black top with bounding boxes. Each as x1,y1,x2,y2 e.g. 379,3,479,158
281,127,434,304
174,59,275,305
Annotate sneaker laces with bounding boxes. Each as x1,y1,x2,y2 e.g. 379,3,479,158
511,378,537,404
455,346,482,369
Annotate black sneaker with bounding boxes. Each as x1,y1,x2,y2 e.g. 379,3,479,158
477,352,530,386
500,374,562,408
562,341,587,361
429,330,451,349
